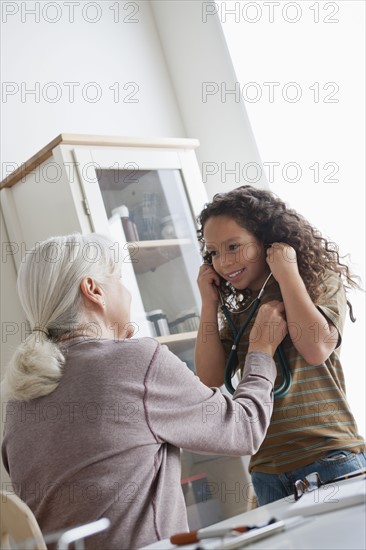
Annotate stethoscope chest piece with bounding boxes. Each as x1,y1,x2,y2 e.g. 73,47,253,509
220,273,292,399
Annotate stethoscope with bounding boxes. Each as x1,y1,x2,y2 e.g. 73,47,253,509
218,273,292,400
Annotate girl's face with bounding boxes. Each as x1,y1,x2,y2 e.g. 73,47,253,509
203,215,270,291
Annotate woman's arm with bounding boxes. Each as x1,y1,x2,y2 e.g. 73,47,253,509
146,302,287,457
267,243,338,365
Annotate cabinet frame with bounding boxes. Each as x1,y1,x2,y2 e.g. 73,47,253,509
70,144,207,346
1,135,208,351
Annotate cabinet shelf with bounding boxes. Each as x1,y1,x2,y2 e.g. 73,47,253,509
127,239,193,274
155,331,197,353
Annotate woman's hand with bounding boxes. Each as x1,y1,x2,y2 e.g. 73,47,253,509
266,243,300,285
248,300,288,357
197,264,221,305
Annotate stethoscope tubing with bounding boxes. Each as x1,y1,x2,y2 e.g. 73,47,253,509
221,278,292,399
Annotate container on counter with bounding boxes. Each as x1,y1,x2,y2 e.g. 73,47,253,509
146,309,170,336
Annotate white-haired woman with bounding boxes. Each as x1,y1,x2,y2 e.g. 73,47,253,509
1,233,287,550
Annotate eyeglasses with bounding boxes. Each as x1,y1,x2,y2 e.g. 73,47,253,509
293,472,322,501
293,469,366,501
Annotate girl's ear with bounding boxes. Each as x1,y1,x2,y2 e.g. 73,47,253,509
203,251,213,265
80,276,103,306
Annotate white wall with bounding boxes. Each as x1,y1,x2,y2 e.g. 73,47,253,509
151,0,268,198
0,0,184,176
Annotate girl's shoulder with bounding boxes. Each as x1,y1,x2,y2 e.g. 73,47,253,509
321,269,345,292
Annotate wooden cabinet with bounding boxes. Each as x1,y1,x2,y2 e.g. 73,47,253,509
1,134,207,364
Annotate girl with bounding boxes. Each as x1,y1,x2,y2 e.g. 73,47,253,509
195,185,365,506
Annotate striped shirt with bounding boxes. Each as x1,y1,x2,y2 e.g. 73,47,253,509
220,270,365,473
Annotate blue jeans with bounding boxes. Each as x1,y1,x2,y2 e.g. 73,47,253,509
251,450,366,506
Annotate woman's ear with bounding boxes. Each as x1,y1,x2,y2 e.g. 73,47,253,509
80,276,104,308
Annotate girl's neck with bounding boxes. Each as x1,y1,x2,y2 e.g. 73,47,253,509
247,268,272,292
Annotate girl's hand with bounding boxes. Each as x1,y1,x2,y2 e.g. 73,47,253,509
266,243,300,285
197,264,221,305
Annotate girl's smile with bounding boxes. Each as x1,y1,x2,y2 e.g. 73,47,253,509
224,268,246,282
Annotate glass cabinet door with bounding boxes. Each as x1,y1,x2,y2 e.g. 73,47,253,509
71,144,207,371
96,167,202,357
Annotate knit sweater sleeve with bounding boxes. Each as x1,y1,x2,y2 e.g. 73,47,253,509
144,345,276,456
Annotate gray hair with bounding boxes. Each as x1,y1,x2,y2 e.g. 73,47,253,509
2,233,120,401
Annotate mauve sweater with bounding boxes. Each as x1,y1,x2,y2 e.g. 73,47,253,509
2,337,276,549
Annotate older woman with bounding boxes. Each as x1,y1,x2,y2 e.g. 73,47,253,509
1,233,287,549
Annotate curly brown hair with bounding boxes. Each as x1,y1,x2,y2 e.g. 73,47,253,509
197,185,361,306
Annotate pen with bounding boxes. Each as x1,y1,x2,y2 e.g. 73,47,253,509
214,520,285,550
170,519,276,545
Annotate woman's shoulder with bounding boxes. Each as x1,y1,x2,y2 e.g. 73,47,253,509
108,336,161,358
59,337,164,392
61,336,161,366
61,335,158,349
